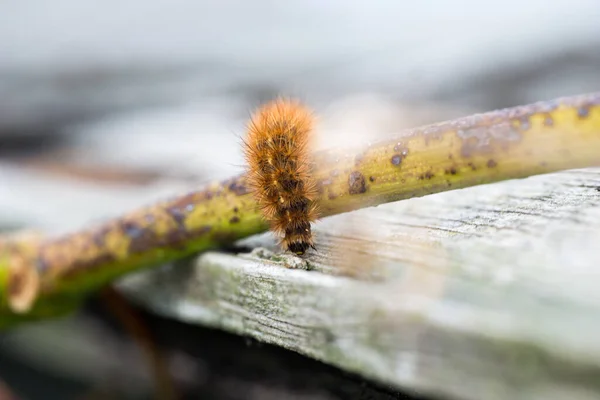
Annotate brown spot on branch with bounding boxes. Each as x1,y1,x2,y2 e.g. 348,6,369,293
348,171,367,195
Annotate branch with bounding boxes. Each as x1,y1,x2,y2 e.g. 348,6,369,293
1,92,599,328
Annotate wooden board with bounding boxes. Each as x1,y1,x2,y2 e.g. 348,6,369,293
118,168,600,400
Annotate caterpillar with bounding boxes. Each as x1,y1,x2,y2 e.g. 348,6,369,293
243,99,318,255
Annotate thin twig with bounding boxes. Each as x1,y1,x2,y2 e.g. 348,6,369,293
1,92,599,328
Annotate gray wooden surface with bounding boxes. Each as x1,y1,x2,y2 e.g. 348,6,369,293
3,163,600,399
115,168,600,400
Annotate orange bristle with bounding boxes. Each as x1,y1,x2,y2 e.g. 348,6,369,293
243,99,319,255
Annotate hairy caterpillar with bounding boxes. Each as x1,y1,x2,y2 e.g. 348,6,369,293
243,99,318,255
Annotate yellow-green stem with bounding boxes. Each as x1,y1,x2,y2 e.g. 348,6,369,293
1,92,600,328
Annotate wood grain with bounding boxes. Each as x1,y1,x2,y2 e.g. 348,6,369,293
120,168,600,400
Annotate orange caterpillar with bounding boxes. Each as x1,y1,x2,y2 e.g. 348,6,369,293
243,99,318,255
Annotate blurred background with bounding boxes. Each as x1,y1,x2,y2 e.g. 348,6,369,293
1,1,600,399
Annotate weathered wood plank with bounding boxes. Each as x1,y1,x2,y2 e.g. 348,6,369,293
119,168,600,400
